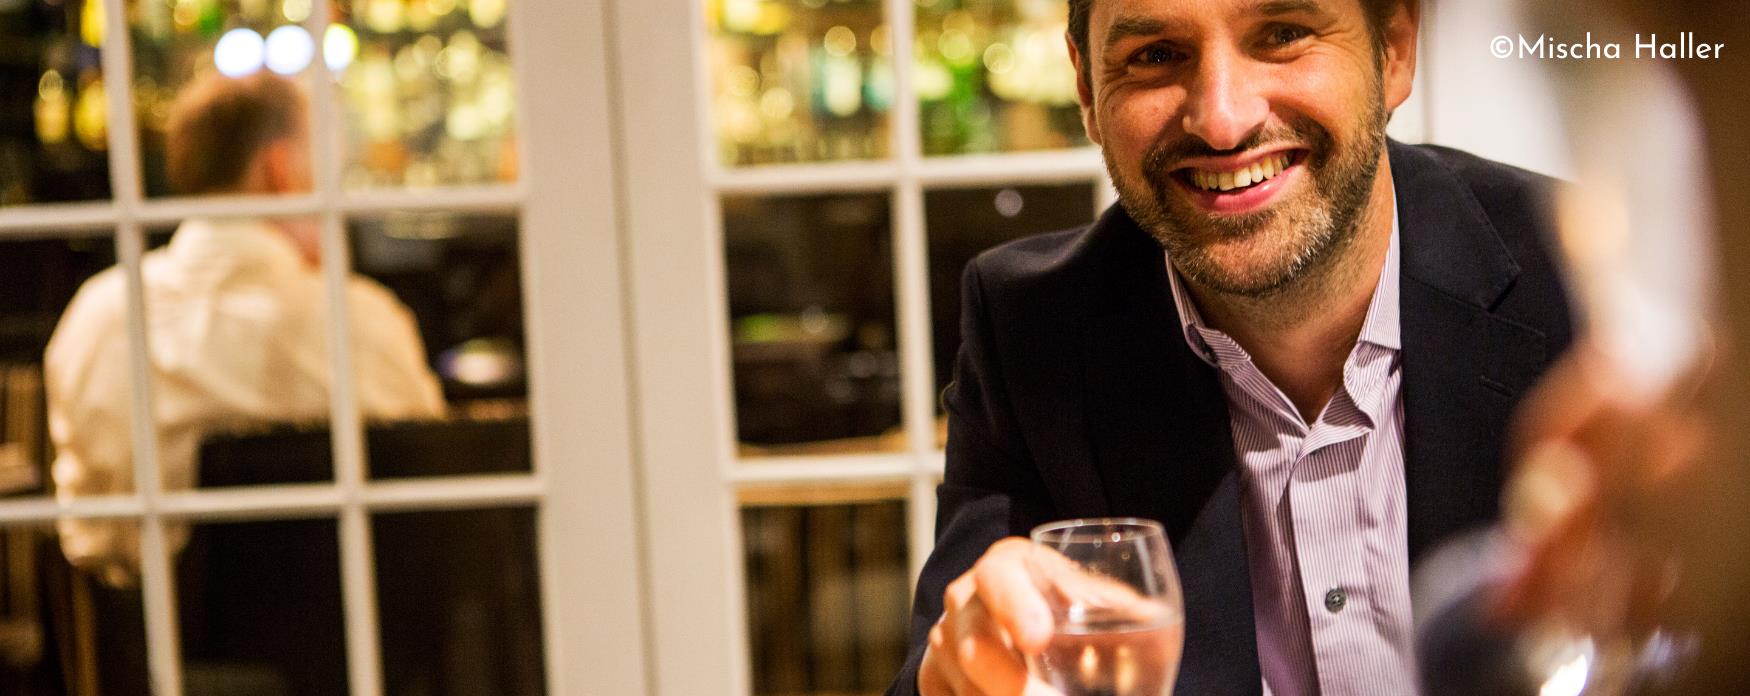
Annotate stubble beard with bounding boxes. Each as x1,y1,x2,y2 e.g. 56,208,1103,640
1108,92,1388,301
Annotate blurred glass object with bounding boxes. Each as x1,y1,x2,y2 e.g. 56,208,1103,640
741,491,909,696
374,507,544,696
706,0,890,166
926,183,1093,429
913,0,1087,156
126,0,518,195
1414,2,1717,694
333,0,518,188
0,0,113,205
0,522,148,696
723,192,902,456
178,518,346,696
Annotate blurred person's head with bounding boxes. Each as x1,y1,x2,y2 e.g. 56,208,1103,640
1062,0,1420,300
165,71,318,263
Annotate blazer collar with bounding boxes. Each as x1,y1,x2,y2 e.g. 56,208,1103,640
1389,140,1523,310
1388,140,1550,561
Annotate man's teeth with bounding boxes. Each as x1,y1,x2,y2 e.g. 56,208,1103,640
1190,153,1293,192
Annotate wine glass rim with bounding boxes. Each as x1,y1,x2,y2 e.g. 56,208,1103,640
1029,517,1166,543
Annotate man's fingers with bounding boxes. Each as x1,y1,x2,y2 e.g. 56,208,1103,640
954,597,1032,695
973,538,1055,653
923,619,975,696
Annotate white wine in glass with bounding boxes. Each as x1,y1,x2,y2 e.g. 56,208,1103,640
1028,518,1185,696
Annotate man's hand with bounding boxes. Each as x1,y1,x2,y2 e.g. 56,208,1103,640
918,537,1058,696
1496,342,1706,637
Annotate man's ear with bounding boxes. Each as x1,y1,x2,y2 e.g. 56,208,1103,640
1065,31,1103,147
1380,1,1420,113
253,139,294,194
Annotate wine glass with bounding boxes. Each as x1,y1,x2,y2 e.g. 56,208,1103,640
1028,518,1185,696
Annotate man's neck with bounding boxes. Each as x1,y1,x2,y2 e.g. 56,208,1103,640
1184,160,1396,422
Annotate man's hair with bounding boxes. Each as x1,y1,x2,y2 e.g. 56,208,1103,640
1066,0,1407,88
164,72,306,195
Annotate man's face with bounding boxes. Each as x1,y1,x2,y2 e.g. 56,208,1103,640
1070,0,1415,296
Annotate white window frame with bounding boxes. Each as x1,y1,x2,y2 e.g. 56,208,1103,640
0,0,648,694
614,2,1434,695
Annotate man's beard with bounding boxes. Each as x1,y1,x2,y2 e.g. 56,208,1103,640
1109,93,1387,298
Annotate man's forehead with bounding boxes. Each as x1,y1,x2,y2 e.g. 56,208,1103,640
1089,0,1353,40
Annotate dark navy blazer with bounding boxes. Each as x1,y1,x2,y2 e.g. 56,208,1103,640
886,141,1575,695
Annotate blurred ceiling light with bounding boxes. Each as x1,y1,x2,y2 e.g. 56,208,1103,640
824,25,857,57
983,42,1015,74
994,188,1024,218
265,25,315,74
282,0,311,23
80,0,103,47
214,28,266,77
74,79,107,150
722,0,760,32
366,0,403,33
469,0,506,29
34,71,70,146
324,24,359,72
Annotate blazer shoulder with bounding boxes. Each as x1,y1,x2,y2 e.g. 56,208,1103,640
1405,143,1562,240
966,205,1156,298
967,225,1097,287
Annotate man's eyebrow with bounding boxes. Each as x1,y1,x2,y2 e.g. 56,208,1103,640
1247,0,1331,18
1102,16,1174,51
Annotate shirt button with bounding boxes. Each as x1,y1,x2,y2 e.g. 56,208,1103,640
1324,587,1347,614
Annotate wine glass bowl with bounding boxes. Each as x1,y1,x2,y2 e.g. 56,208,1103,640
1028,518,1185,696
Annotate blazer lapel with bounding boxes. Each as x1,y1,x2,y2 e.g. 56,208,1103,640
1079,208,1262,694
1390,141,1554,562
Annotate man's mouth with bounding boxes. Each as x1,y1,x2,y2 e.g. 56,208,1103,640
1173,150,1304,193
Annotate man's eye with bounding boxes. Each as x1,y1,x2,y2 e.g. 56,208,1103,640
1133,45,1183,65
1264,24,1313,46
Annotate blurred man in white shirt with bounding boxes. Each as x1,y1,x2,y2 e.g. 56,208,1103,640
44,71,445,586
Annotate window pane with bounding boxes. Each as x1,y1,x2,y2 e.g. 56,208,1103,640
0,522,148,696
723,193,902,456
1,233,114,501
926,184,1093,435
373,507,544,696
0,0,111,205
135,219,340,491
127,0,517,195
707,0,890,166
179,517,347,695
741,492,909,696
127,0,320,198
333,0,518,188
346,211,529,479
913,0,1086,156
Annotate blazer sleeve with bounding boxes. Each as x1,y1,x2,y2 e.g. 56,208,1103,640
886,256,1056,696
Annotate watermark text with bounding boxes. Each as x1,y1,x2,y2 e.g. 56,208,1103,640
1491,32,1724,60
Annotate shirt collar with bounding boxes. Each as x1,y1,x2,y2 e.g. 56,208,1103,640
1165,192,1402,364
166,217,308,277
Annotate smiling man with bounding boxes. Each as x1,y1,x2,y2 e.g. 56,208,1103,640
890,0,1574,694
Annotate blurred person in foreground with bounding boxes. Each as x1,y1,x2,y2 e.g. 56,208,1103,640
891,0,1582,693
44,71,444,587
1414,0,1750,693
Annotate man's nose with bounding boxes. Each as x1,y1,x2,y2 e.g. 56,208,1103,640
1181,48,1268,151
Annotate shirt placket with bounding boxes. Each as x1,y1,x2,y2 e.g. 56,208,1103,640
1291,390,1377,695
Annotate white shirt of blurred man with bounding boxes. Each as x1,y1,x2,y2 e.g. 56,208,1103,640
44,72,444,586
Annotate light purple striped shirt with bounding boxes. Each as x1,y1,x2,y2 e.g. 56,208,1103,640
1165,218,1417,696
